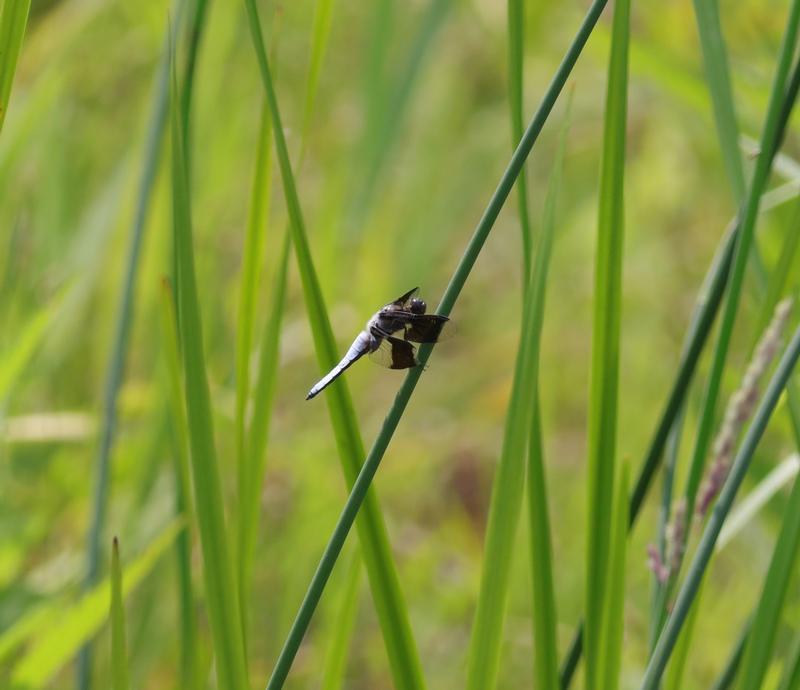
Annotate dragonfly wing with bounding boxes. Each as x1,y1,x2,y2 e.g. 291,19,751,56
404,314,450,343
369,336,418,369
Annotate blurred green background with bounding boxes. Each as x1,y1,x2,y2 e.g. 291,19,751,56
2,0,800,687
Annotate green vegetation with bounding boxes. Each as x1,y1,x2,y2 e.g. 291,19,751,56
3,0,800,688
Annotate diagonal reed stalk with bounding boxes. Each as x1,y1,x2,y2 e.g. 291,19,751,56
243,3,427,688
558,52,800,689
640,323,800,688
252,0,611,686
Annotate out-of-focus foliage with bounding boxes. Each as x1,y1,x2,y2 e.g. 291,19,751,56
2,0,800,688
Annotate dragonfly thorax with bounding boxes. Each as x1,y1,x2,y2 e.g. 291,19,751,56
369,310,405,337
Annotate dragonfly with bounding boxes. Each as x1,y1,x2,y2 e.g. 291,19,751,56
306,287,450,400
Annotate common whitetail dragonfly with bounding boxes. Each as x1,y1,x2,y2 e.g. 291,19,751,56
306,287,450,400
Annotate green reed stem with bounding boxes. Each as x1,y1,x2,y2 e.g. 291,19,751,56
263,1,610,686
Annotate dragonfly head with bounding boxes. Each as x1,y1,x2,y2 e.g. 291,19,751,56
409,298,427,315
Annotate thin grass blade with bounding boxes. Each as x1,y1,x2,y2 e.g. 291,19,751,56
777,628,800,690
508,0,532,284
235,100,272,480
239,232,290,631
465,183,553,690
77,7,185,687
235,100,274,637
301,0,337,150
600,463,628,690
663,579,704,690
10,520,182,688
710,620,751,690
321,553,362,690
717,454,799,549
169,41,249,690
347,0,451,243
0,301,54,403
584,0,629,685
525,92,573,690
257,1,611,686
158,277,199,690
243,5,426,688
736,470,800,689
110,538,130,690
0,0,32,135
691,0,745,201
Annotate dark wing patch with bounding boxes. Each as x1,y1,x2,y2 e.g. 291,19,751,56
404,314,449,343
368,337,418,369
386,336,418,369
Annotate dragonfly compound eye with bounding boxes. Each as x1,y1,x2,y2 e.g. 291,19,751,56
409,298,427,314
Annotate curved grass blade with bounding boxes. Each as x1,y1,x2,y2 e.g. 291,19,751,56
465,125,564,688
640,323,800,688
346,0,452,244
0,0,32,135
256,1,611,687
77,6,186,687
10,520,182,688
235,101,273,634
235,100,271,477
584,0,629,685
735,470,800,690
158,277,200,690
110,538,130,690
525,91,573,690
691,0,745,202
777,628,800,690
663,578,704,690
717,454,799,549
301,0,337,152
0,300,54,403
239,232,290,635
600,463,628,690
170,41,249,690
243,5,426,688
710,619,751,690
321,553,362,690
179,0,210,161
508,0,533,284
